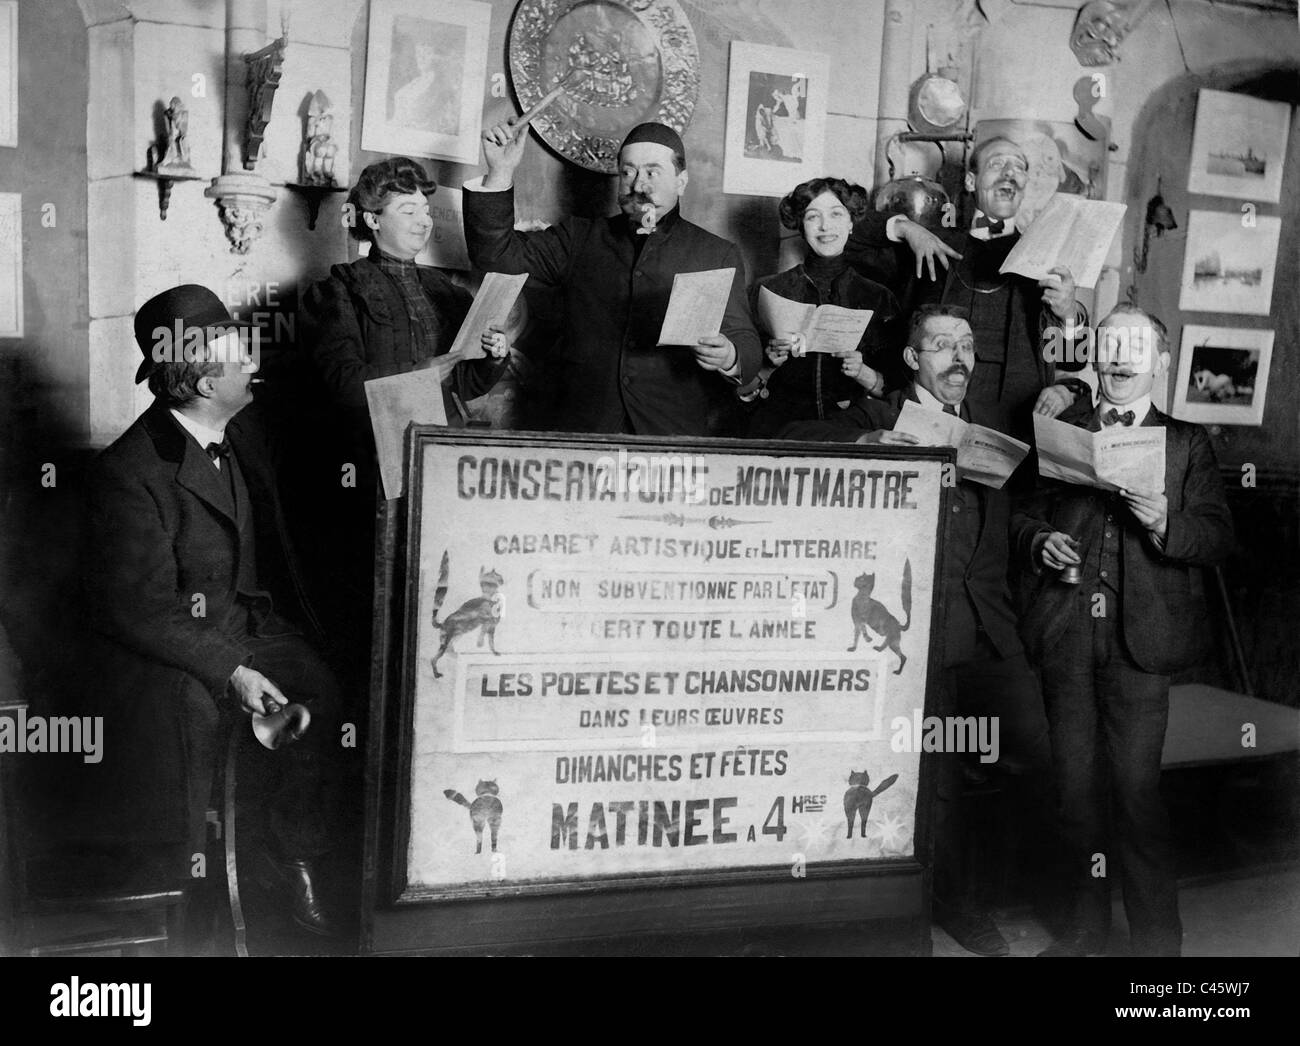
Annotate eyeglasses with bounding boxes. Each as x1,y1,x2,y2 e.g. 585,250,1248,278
917,337,975,356
982,155,1028,175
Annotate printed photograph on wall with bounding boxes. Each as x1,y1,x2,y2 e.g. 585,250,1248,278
724,42,829,197
1172,325,1273,427
1187,89,1290,203
361,0,492,164
1178,210,1280,317
0,2,14,148
974,118,1108,229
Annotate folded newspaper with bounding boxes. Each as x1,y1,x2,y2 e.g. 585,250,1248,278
893,400,1029,489
1033,414,1166,493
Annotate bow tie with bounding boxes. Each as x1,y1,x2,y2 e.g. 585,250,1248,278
1104,408,1135,427
205,440,231,462
973,214,1007,236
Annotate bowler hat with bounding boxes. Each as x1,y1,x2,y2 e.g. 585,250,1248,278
132,284,257,384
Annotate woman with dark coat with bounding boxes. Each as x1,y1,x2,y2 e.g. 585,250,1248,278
298,157,508,691
746,177,902,439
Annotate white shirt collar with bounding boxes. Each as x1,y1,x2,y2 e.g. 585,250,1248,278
969,210,1017,241
170,409,227,466
1098,394,1152,426
913,382,961,415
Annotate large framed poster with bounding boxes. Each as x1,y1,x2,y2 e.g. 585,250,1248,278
364,431,952,953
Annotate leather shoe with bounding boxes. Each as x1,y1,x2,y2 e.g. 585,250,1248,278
1038,928,1107,956
936,910,1010,956
250,850,339,938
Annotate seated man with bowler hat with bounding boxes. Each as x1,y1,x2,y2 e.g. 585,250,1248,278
79,285,348,938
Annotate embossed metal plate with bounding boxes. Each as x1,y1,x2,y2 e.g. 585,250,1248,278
508,0,700,174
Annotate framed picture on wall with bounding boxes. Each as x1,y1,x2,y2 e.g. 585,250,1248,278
0,1,16,148
361,0,492,164
1178,210,1280,316
1187,89,1290,204
1172,325,1273,427
723,42,830,198
0,193,21,337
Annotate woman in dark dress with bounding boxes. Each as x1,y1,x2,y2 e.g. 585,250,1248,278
298,157,508,691
746,177,902,439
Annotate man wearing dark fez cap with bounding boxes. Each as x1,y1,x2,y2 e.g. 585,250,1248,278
80,285,346,937
463,118,762,435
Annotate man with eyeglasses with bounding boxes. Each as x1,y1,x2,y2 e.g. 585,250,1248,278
847,137,1092,443
783,304,1054,957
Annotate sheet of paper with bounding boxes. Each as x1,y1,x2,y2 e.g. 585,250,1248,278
1000,194,1127,289
1033,414,1166,493
894,400,1027,489
365,368,448,501
756,287,871,354
1095,426,1166,493
895,399,967,447
445,271,528,364
757,285,815,340
806,304,873,355
959,425,1030,490
658,268,735,346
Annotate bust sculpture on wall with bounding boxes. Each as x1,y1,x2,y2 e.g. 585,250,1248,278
1070,0,1156,67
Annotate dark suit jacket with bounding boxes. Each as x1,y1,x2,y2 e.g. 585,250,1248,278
80,401,321,842
844,215,1089,434
83,400,317,693
780,385,1023,665
463,187,761,435
1011,402,1235,675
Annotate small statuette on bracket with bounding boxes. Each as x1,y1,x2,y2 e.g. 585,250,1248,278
138,94,203,220
301,90,338,187
286,89,346,230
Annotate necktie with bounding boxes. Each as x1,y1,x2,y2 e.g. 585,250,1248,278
973,214,1006,236
942,403,958,416
206,440,231,463
1104,408,1135,427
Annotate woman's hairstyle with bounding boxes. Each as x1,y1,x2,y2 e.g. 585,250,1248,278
778,177,871,231
346,156,437,243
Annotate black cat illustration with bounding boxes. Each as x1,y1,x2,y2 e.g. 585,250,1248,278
847,558,911,674
444,780,503,854
432,566,504,678
843,769,899,838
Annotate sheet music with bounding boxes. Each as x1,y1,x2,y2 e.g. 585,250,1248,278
999,194,1127,289
445,271,528,364
1034,414,1166,493
756,286,872,354
365,368,448,501
807,304,873,354
657,268,735,346
894,400,1028,489
757,285,816,341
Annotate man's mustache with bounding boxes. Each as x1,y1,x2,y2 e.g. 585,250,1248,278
619,191,653,208
943,364,970,380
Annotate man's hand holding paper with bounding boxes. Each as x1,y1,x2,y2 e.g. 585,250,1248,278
893,400,1029,489
658,268,735,347
1033,414,1166,493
